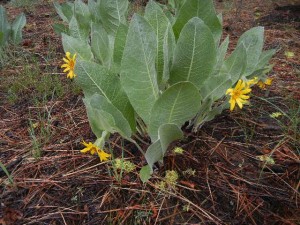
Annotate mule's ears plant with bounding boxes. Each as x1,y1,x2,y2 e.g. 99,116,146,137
0,5,26,47
55,0,275,182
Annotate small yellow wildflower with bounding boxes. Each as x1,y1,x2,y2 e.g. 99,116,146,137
256,155,275,165
80,140,111,162
284,51,294,59
155,181,166,190
270,112,283,118
247,77,258,86
226,80,251,111
98,149,111,162
257,78,272,90
114,158,136,173
165,170,178,185
81,140,98,155
182,168,196,176
173,147,184,154
61,52,76,79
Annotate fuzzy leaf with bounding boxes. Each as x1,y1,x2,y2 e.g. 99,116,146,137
140,165,151,183
86,94,132,138
149,82,201,141
145,123,183,172
53,23,69,35
162,24,176,84
214,36,229,75
173,0,222,43
113,23,128,71
11,13,26,45
69,16,89,42
222,44,247,84
121,14,159,125
99,0,129,35
54,2,73,23
0,6,9,46
62,33,93,61
170,17,216,89
75,60,135,131
236,27,264,76
91,22,112,67
145,1,171,85
200,75,232,101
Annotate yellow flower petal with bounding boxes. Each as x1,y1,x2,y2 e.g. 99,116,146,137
61,52,76,79
265,78,272,85
66,52,71,59
226,88,233,95
236,98,244,109
240,94,250,100
97,150,111,162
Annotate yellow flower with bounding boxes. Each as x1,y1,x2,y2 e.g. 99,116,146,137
257,78,272,89
226,80,251,111
97,149,111,162
247,77,258,86
80,140,111,162
173,147,184,154
61,52,76,79
81,140,98,155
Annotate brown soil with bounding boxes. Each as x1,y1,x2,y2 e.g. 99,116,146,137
0,1,299,224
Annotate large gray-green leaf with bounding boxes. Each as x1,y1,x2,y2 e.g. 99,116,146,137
170,17,216,89
162,24,176,85
54,2,73,23
53,23,69,35
69,16,89,42
145,123,183,172
193,101,228,131
245,49,275,79
256,49,276,69
214,36,229,75
91,22,112,67
113,23,128,71
75,0,91,19
169,0,186,13
86,94,132,138
221,44,247,85
149,82,201,141
11,13,26,45
121,14,159,125
99,0,129,35
0,6,9,46
62,33,93,61
236,27,264,76
75,2,91,33
83,98,103,138
145,1,170,85
173,0,222,43
88,0,99,22
75,60,136,130
200,75,232,101
0,32,3,44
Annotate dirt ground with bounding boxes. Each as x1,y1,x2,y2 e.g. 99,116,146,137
0,0,299,224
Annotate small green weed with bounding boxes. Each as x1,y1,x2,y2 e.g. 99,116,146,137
0,161,14,185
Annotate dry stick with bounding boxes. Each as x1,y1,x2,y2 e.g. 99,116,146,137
63,161,109,177
154,196,166,225
206,167,216,211
59,211,68,225
149,182,222,224
214,164,257,225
